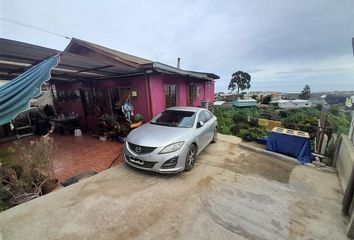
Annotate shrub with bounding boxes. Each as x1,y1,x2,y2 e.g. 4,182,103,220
327,111,350,134
238,127,268,141
315,104,323,111
231,122,250,135
134,114,144,122
329,106,339,115
239,129,252,141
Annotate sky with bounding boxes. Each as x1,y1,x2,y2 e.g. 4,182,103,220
0,0,353,93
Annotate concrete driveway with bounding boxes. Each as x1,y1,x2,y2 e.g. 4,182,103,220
0,135,348,240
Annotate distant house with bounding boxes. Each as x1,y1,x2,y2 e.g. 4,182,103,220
0,38,219,131
215,92,239,101
270,99,311,109
233,99,257,107
213,101,226,106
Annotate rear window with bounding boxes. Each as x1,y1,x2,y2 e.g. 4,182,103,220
204,111,213,122
150,110,196,128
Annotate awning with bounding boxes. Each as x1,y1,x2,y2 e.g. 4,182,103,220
0,55,59,125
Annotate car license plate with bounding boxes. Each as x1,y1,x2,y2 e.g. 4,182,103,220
130,157,144,165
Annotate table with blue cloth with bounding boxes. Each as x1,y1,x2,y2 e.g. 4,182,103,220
266,128,312,164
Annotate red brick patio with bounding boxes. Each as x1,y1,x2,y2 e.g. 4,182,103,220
0,135,123,183
53,135,123,182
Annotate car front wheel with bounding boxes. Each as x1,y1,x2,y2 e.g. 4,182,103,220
185,144,197,171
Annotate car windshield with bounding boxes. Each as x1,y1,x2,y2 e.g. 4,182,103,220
150,110,196,128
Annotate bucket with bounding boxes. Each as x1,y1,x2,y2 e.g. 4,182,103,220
74,129,82,136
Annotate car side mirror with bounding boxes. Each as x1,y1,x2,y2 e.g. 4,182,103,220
197,121,204,128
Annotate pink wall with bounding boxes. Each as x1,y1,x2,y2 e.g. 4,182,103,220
149,76,165,116
149,74,215,117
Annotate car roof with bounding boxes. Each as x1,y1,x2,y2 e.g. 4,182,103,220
166,106,204,112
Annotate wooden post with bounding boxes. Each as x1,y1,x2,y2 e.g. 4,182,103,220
318,113,328,154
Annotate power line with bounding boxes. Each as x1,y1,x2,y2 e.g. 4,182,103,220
0,18,71,40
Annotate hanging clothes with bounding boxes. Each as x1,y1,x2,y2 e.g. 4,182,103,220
122,97,134,121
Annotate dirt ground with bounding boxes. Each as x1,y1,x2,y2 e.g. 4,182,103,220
0,134,348,240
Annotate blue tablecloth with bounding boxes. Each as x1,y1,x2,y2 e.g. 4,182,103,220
266,132,311,164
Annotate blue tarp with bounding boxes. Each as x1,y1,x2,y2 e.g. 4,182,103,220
0,55,59,125
266,131,312,164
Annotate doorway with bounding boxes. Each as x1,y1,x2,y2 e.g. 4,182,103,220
165,84,177,108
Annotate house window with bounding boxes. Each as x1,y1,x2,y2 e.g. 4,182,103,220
165,84,177,108
197,87,201,96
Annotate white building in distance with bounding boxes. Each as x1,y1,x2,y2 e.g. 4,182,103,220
270,99,312,109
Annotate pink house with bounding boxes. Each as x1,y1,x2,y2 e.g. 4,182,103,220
53,38,219,130
0,38,219,131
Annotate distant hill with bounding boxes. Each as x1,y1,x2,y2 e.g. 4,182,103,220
310,91,354,98
281,91,354,99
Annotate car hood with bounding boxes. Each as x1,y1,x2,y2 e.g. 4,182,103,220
126,123,192,147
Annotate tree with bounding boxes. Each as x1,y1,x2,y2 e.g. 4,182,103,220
299,84,311,99
228,71,251,93
261,95,272,104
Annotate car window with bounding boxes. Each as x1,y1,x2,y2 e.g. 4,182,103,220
204,110,213,122
150,110,196,128
197,111,207,124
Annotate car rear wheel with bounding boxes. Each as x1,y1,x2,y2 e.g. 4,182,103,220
185,144,197,171
211,128,217,143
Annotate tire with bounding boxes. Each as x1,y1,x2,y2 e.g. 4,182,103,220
185,144,197,171
211,128,217,143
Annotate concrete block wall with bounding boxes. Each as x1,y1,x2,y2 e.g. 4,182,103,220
334,134,354,237
336,134,354,192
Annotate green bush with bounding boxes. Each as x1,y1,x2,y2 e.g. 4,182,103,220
315,104,323,111
134,114,144,122
327,111,350,134
239,129,251,141
214,105,350,141
238,127,268,141
231,122,250,135
329,106,339,115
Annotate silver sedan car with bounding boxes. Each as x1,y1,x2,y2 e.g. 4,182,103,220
123,107,217,173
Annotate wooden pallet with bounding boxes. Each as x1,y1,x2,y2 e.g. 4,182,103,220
271,127,310,139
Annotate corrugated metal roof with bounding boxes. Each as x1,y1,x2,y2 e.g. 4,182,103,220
0,38,219,82
235,99,257,102
65,38,153,66
65,38,219,80
0,38,141,81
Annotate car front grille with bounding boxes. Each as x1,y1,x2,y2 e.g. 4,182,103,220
128,142,157,154
126,156,157,168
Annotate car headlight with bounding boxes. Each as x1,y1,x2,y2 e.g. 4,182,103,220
159,141,185,154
